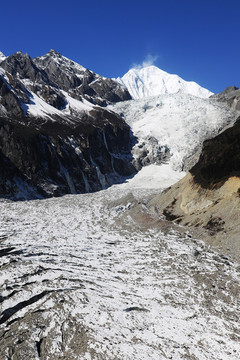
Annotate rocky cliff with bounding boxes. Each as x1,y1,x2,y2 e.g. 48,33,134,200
0,51,135,199
147,116,240,261
210,86,240,110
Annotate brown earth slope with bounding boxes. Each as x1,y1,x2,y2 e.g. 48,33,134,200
147,118,240,262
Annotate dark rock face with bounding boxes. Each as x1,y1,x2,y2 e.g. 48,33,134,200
0,50,131,113
1,52,48,84
33,49,131,106
190,117,240,188
210,86,240,110
0,50,135,200
0,112,136,199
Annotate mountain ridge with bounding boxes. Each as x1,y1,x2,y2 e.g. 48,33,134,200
0,50,135,199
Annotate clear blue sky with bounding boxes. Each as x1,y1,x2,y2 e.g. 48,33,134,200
1,0,240,93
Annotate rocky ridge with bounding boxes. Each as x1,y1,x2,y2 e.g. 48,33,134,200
210,86,240,110
0,50,135,199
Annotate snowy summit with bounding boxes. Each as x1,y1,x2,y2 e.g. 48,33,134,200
117,65,213,99
0,51,6,62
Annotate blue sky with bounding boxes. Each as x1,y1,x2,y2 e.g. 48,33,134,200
1,0,240,93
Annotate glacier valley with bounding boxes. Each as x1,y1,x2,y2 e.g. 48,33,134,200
0,176,240,359
1,51,240,359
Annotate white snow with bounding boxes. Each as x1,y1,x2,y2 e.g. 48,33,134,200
109,93,239,173
61,90,93,113
20,80,94,119
0,51,6,62
0,181,240,359
115,164,186,191
23,91,64,118
117,65,213,99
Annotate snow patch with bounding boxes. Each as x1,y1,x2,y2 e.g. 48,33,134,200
119,164,186,190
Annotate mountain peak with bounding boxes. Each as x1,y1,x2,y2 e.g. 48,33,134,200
38,49,64,61
8,51,33,63
118,65,213,99
48,49,62,57
36,49,87,73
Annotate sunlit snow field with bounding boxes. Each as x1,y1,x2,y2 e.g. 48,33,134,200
1,168,240,359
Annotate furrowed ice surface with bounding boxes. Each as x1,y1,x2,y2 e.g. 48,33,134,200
0,179,240,359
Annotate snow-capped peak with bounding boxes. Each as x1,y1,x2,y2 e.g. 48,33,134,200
118,65,213,99
0,51,6,62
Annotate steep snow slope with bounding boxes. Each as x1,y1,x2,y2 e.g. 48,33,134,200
117,65,213,99
109,93,239,184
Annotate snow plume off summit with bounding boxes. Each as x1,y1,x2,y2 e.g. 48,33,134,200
117,65,213,99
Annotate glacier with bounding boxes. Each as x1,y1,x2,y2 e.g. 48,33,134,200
0,179,240,359
108,93,239,182
1,50,240,359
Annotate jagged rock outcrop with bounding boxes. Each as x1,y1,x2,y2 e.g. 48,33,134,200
190,117,240,188
131,137,170,170
210,86,240,110
34,50,131,106
0,114,136,199
0,51,135,199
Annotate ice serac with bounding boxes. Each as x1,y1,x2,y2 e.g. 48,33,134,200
109,93,238,175
0,50,135,199
117,65,213,99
